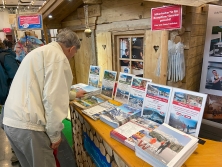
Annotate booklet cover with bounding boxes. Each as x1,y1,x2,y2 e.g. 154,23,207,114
165,88,207,137
110,117,159,150
128,77,152,110
100,104,141,128
82,101,116,120
142,83,173,124
135,123,198,167
71,84,101,98
101,70,117,99
114,72,134,104
73,95,106,109
88,65,100,87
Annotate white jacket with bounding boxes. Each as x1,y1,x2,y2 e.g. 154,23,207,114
3,42,73,143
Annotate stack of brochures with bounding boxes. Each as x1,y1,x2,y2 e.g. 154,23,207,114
110,117,160,150
99,104,141,128
135,123,198,167
71,83,101,98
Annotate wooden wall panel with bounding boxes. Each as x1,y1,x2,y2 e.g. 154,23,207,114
96,32,112,82
144,30,168,85
74,31,95,84
69,57,77,84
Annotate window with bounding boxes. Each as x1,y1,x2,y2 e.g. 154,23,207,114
117,35,144,77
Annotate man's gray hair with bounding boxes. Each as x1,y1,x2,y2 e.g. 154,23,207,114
57,28,80,49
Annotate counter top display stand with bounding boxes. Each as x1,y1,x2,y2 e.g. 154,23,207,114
69,104,222,167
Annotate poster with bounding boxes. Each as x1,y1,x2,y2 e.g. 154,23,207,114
17,14,43,30
142,83,173,124
199,5,222,126
114,72,134,104
165,88,207,137
88,65,100,87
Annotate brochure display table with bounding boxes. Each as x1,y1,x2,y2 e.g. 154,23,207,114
70,104,222,167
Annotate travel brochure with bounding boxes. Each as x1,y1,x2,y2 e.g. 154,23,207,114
165,88,207,137
135,123,198,167
101,70,117,99
88,65,100,87
128,77,152,110
70,66,208,167
142,83,173,124
99,104,141,128
114,72,134,104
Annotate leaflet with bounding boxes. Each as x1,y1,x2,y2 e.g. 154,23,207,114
142,83,173,124
88,65,100,87
165,88,207,137
114,72,134,104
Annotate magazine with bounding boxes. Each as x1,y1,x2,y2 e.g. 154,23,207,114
82,101,116,120
110,117,160,150
114,72,134,104
101,70,117,99
88,65,100,87
142,83,173,124
165,88,207,137
128,76,152,110
71,84,101,99
135,123,198,167
100,104,141,128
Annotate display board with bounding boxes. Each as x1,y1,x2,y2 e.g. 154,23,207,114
17,13,43,30
199,5,222,128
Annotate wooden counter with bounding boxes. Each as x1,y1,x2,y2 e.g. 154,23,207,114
70,104,222,167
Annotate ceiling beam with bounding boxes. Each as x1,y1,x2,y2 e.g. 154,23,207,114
143,0,219,7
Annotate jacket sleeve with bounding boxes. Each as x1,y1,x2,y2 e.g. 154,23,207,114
42,61,70,143
69,91,76,100
4,55,19,86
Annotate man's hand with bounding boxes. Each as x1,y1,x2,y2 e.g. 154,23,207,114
76,89,87,98
51,138,62,149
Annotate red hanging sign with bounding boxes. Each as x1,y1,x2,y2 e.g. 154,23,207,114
3,28,11,33
151,5,182,31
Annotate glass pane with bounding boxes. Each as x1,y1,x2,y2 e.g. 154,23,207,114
132,61,143,77
120,60,130,73
119,38,130,59
132,37,143,59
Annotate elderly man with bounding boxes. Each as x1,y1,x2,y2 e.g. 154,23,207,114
3,28,85,167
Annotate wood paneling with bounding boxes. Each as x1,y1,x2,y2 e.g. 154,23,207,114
74,31,96,84
144,30,169,85
77,5,101,19
96,32,112,82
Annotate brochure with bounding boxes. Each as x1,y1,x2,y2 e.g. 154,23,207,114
88,65,100,87
128,77,152,109
165,88,207,137
101,70,117,99
142,83,173,124
114,72,134,104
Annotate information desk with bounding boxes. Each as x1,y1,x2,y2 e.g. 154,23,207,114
70,104,222,167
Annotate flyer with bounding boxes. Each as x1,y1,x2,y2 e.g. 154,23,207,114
101,70,117,99
128,77,152,110
165,88,207,137
88,65,100,87
114,72,134,104
142,83,173,124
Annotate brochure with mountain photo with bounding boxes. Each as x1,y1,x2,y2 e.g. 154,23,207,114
114,72,134,104
135,123,198,167
142,83,173,124
101,70,117,99
165,88,207,137
88,65,100,88
128,77,152,110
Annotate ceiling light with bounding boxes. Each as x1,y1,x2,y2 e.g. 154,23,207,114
48,15,52,18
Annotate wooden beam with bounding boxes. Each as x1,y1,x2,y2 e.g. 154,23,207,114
77,5,101,19
83,0,102,4
38,0,57,15
42,0,64,20
143,0,219,7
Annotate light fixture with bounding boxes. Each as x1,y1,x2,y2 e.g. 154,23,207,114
48,14,52,18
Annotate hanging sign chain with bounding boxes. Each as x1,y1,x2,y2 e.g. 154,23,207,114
84,5,89,28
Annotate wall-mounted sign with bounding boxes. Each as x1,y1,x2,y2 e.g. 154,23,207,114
17,14,43,30
151,5,182,31
3,28,11,33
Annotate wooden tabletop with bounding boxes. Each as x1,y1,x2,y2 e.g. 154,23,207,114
74,107,222,167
